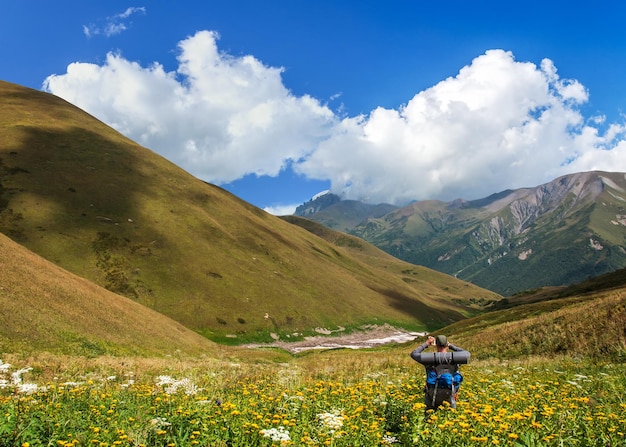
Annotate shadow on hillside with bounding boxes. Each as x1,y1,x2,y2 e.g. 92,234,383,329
372,287,466,328
4,124,148,228
0,119,187,299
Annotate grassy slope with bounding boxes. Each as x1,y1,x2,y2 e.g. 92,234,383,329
0,232,217,356
0,80,500,345
281,215,500,313
430,268,626,360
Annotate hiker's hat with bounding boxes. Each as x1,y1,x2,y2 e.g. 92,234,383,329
435,335,448,347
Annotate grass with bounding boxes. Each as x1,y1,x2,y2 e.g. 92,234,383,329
436,288,626,361
0,232,216,357
0,349,624,446
0,265,624,445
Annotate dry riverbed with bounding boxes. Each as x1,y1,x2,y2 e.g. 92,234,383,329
245,324,426,353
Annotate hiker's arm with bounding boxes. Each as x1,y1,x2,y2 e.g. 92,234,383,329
409,341,430,363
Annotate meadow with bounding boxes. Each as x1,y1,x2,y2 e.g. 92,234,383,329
0,350,624,446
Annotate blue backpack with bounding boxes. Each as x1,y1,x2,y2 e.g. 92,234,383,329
427,363,463,390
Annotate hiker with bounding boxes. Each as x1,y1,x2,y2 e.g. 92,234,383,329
410,335,469,413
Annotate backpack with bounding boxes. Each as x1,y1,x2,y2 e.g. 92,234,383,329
426,363,463,390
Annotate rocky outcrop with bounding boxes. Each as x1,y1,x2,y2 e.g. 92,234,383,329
294,193,341,216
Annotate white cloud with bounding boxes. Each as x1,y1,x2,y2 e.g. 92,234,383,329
104,22,127,37
117,7,146,19
43,36,626,206
82,24,96,38
263,204,299,216
44,31,336,184
83,6,145,38
299,50,626,203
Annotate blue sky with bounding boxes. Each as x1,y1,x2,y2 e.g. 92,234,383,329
3,1,626,214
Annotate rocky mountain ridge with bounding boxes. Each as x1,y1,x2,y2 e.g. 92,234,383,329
458,171,615,253
296,171,626,295
295,195,398,232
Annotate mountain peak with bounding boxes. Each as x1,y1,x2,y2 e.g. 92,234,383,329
299,170,626,295
294,192,341,216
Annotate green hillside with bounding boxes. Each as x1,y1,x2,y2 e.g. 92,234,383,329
0,80,500,345
0,232,217,356
433,267,626,361
281,215,497,311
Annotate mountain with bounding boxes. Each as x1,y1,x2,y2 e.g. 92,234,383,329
295,193,398,232
298,171,626,295
295,192,342,216
0,80,500,346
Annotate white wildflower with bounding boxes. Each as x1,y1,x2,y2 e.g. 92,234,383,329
156,375,175,385
365,372,386,379
260,426,291,442
373,396,388,406
383,434,399,444
317,410,344,433
11,367,32,385
17,383,38,395
155,375,199,395
150,417,171,429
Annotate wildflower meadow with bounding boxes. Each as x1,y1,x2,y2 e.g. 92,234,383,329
0,353,624,446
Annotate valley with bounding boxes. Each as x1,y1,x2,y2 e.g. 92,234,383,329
0,79,624,446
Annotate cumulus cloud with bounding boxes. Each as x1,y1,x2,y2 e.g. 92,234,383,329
298,50,626,203
43,34,626,206
83,6,146,38
45,31,336,183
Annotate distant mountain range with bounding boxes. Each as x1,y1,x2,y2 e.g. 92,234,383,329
295,171,626,295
